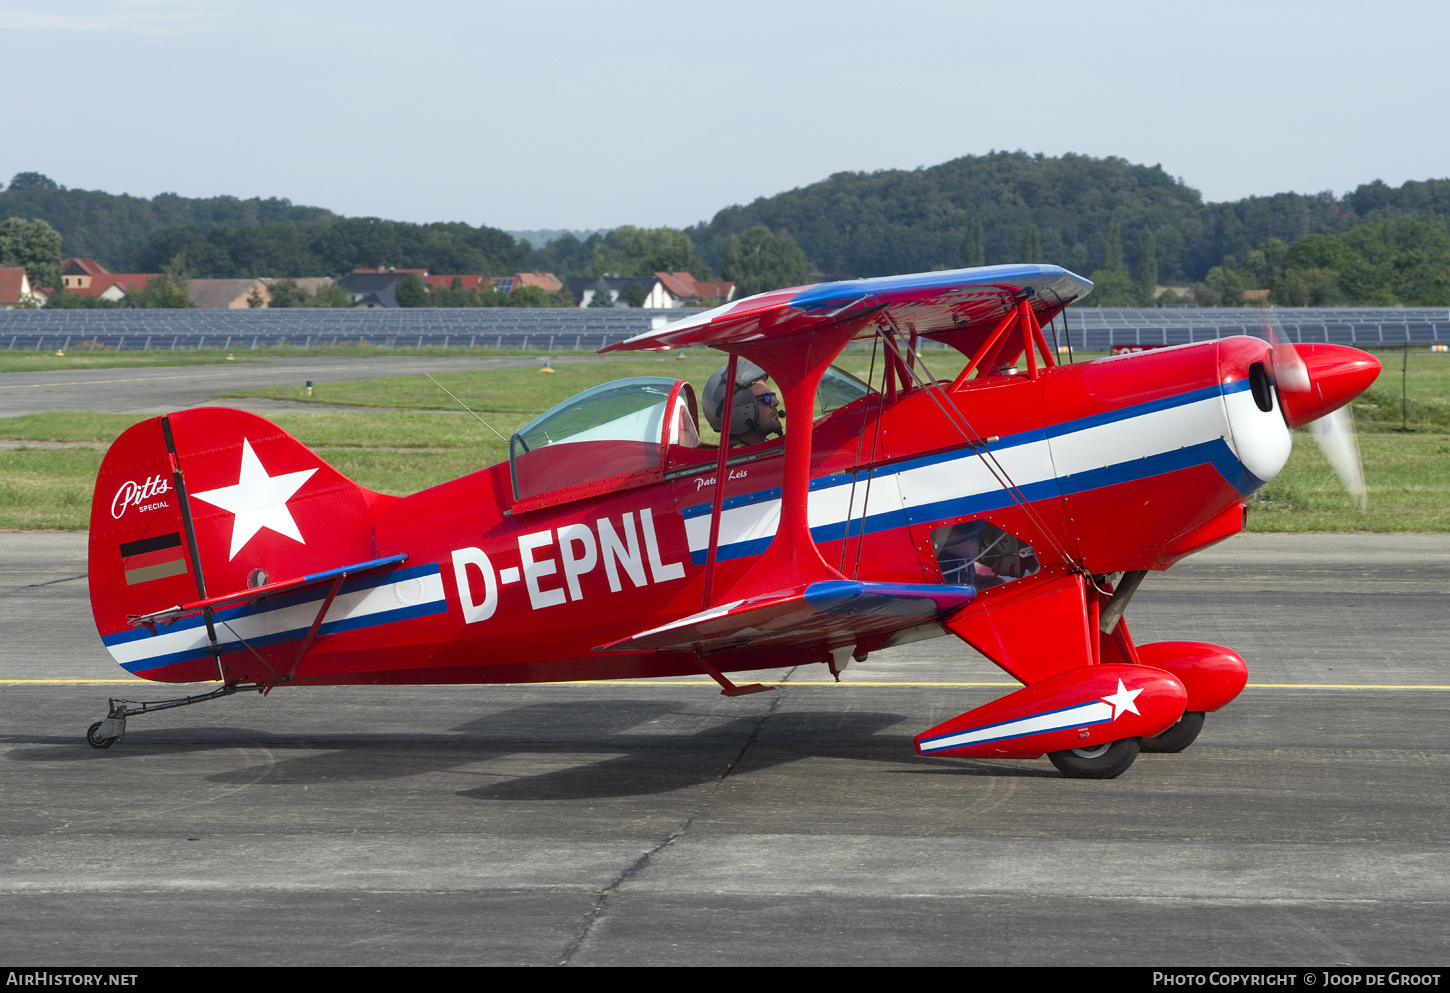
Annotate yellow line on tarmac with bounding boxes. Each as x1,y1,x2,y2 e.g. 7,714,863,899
2,679,152,684
573,680,1450,690
4,679,1449,690
1245,682,1450,690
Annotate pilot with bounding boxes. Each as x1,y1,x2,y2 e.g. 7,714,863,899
703,359,784,448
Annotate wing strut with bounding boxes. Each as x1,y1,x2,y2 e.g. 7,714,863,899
951,294,1057,387
699,353,738,609
284,573,346,682
707,317,865,605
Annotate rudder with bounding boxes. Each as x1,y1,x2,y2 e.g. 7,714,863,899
89,407,385,682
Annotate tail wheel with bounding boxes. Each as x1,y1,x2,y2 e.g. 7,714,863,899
1141,711,1205,753
1048,737,1140,779
86,722,117,750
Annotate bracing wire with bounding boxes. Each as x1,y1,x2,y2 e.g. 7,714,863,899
216,619,283,681
875,317,1079,570
849,336,889,580
838,335,883,576
425,373,509,442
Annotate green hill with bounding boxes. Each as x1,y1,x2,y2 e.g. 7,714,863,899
687,151,1450,290
0,172,335,272
6,157,1450,306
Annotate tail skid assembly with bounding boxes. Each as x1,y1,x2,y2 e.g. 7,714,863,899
86,681,265,749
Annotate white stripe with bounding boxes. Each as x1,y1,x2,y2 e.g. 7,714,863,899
1049,397,1228,477
684,473,907,554
922,700,1112,752
807,473,906,531
108,572,447,667
894,440,1056,511
685,498,781,555
685,393,1236,554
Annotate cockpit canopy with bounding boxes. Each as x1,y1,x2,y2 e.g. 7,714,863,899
506,366,873,508
510,377,699,502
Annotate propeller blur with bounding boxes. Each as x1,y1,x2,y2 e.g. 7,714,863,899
1260,310,1377,512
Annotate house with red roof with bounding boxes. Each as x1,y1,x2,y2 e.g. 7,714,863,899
60,257,108,288
0,267,46,309
644,270,735,308
420,274,492,292
512,271,563,293
60,258,157,302
354,266,429,277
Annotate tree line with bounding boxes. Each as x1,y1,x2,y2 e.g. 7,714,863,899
5,155,1450,307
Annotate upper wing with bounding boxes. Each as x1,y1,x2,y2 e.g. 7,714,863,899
600,265,1093,354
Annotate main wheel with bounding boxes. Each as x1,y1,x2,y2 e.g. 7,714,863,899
1141,711,1205,753
1048,737,1140,779
86,722,116,749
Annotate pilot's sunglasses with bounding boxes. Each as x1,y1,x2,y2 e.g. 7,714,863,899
757,391,778,407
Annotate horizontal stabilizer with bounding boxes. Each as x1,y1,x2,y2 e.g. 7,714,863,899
598,581,975,655
129,553,408,628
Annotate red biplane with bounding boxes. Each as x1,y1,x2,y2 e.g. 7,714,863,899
85,266,1379,778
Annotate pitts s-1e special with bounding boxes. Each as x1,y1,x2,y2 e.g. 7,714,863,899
86,265,1379,777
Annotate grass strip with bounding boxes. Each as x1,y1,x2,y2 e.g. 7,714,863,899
4,347,1449,532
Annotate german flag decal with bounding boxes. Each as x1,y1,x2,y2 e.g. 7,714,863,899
120,533,187,585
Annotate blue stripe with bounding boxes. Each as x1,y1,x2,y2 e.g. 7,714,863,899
786,265,1085,310
689,437,1255,565
683,378,1257,563
802,581,975,615
681,377,1237,524
1045,381,1245,438
919,714,1113,752
681,433,1046,523
681,486,783,520
302,552,408,583
119,598,450,675
901,478,1063,527
1055,438,1263,497
104,562,441,647
918,700,1112,753
689,535,775,567
809,507,912,545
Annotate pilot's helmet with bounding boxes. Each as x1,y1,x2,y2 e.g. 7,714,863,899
703,359,769,433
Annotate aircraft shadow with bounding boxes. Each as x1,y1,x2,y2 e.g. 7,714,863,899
8,698,1058,796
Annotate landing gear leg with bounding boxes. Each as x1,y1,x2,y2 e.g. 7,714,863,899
84,682,265,749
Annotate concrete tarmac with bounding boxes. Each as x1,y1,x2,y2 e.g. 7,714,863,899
1,532,1446,966
0,353,644,418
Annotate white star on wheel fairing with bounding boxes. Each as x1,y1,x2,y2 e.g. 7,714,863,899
1099,679,1144,721
191,438,317,559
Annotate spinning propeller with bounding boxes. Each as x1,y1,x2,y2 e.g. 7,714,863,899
1263,314,1371,512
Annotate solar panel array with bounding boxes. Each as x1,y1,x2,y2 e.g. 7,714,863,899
1,306,1447,353
0,308,693,353
1055,307,1450,348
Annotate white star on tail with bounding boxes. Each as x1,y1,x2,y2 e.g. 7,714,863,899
1100,679,1143,721
191,439,317,559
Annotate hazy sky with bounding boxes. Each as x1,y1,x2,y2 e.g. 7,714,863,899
3,0,1446,231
